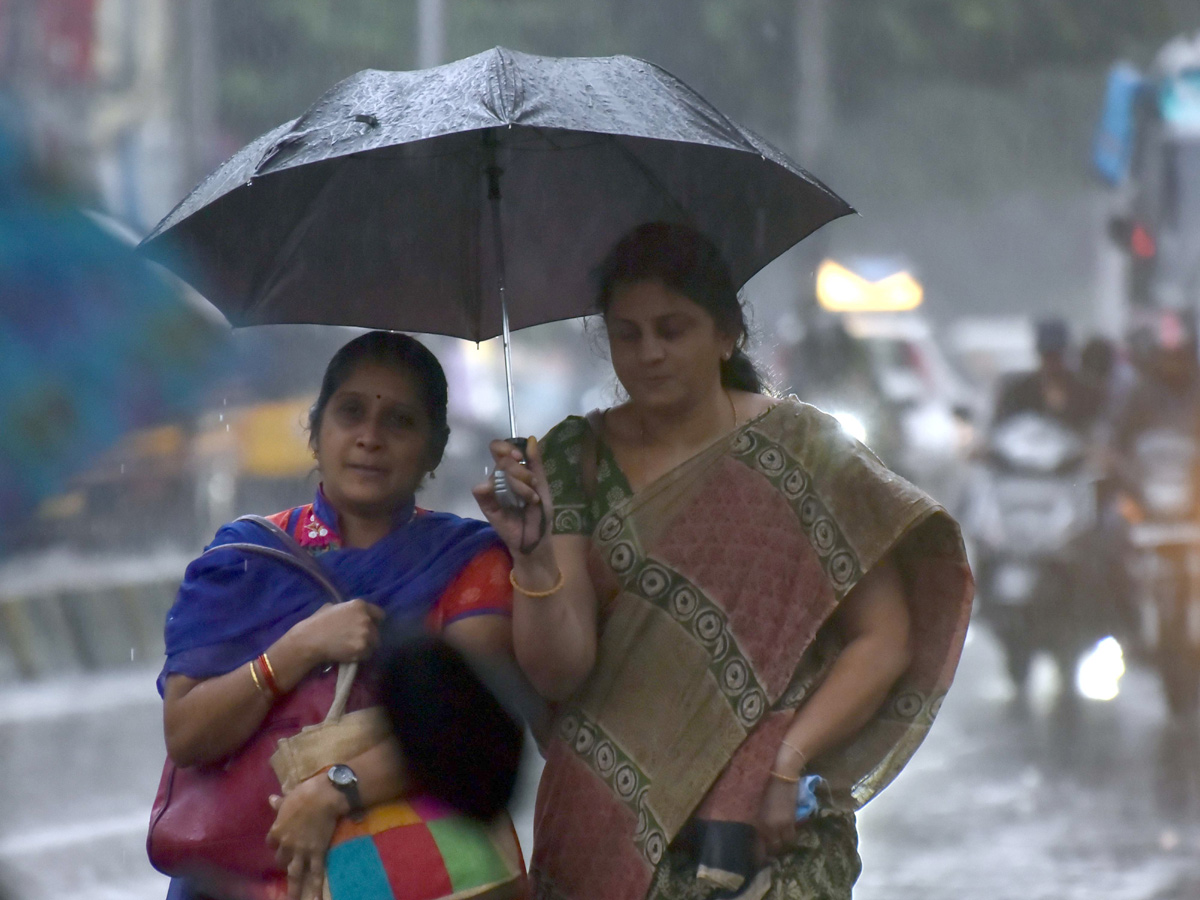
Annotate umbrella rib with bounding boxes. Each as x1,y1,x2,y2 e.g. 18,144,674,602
243,165,344,321
609,137,695,223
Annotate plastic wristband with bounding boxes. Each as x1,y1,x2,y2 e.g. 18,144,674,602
509,567,565,598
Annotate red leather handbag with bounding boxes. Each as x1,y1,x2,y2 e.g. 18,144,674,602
146,671,341,879
146,517,366,885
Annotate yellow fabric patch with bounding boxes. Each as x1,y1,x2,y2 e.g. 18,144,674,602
365,801,422,833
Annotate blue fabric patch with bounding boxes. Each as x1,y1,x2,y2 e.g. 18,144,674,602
327,836,393,900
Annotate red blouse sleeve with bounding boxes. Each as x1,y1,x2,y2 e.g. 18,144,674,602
427,545,514,632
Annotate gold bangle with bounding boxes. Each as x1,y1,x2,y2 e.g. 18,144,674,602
781,739,808,768
509,567,565,598
248,660,272,701
769,769,800,784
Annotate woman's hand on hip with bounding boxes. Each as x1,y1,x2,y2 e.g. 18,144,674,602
756,775,798,858
268,777,347,900
473,435,556,559
288,599,385,666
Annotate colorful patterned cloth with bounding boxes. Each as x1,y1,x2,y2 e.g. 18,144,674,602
326,794,524,900
531,399,973,900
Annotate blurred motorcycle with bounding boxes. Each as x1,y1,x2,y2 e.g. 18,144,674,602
1123,427,1200,716
966,413,1100,692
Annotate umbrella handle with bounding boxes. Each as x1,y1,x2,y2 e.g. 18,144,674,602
492,438,528,510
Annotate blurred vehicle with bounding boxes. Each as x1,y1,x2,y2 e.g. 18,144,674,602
943,316,1038,410
786,255,975,503
32,395,316,552
964,412,1100,693
841,311,974,499
1110,311,1200,717
1095,31,1200,313
1122,424,1200,717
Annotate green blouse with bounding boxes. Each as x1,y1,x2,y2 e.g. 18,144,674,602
539,413,632,536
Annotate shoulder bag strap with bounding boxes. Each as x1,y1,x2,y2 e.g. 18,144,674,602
202,514,358,722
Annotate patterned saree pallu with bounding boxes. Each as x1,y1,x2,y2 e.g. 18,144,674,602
327,795,525,900
531,400,974,900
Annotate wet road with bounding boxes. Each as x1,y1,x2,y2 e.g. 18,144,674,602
2,626,1199,899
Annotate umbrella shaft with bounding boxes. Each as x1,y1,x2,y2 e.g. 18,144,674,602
486,147,519,439
500,280,518,439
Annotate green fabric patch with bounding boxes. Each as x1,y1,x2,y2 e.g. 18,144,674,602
425,818,509,891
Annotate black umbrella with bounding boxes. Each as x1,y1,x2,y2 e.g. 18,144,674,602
140,47,851,436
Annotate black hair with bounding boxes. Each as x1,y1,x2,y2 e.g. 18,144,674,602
595,222,764,394
308,331,450,469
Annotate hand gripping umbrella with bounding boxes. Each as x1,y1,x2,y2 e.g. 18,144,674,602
139,47,852,444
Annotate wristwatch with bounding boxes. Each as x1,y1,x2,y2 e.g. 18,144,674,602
327,764,364,818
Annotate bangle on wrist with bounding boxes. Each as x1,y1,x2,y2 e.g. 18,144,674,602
256,652,284,700
510,567,565,598
780,738,808,771
769,769,801,784
248,659,273,702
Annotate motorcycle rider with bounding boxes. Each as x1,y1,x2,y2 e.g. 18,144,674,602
1112,311,1200,460
975,318,1105,697
1108,310,1200,712
993,318,1103,433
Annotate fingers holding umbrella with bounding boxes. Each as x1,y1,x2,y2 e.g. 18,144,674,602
475,437,553,556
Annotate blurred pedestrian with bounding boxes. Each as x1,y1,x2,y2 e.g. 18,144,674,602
475,223,972,900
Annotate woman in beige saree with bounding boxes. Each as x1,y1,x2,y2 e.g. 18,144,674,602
475,223,973,900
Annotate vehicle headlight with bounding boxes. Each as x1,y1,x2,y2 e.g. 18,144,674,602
1142,476,1193,516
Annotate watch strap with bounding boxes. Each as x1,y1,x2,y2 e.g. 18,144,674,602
328,765,365,817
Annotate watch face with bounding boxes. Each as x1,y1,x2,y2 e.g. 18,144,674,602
328,765,355,787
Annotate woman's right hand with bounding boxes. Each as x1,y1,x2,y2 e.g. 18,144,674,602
287,599,386,667
473,435,555,559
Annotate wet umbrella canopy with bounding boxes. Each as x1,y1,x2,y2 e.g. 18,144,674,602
141,47,850,352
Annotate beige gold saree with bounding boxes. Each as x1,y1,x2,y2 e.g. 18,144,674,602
533,399,973,900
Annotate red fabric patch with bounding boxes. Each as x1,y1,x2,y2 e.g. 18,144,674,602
373,825,454,900
694,709,793,822
654,457,835,697
531,745,650,900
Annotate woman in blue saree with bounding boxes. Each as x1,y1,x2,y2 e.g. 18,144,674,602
156,332,523,900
